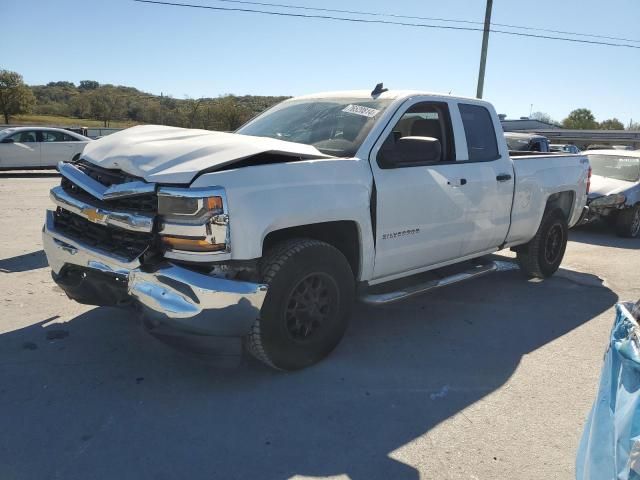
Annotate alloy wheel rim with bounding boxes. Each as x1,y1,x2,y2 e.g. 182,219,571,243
631,209,640,236
284,273,337,341
544,224,564,264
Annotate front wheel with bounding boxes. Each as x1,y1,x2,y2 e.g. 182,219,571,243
616,205,640,238
516,209,568,279
244,238,355,370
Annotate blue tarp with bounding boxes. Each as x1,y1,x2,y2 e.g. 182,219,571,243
577,302,640,480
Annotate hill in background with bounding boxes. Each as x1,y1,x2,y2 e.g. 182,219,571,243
22,80,289,130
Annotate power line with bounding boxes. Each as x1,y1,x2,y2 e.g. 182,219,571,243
133,0,640,50
193,0,640,44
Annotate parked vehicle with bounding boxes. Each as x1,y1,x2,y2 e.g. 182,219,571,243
581,150,640,237
550,143,580,154
0,127,90,169
42,88,590,370
504,132,550,152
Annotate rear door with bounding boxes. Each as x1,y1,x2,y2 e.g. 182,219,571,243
40,130,79,166
455,102,514,256
0,130,40,168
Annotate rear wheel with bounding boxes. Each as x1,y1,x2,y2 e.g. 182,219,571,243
615,205,640,238
516,209,568,279
244,238,355,370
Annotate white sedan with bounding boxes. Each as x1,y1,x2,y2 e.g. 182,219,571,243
0,127,91,169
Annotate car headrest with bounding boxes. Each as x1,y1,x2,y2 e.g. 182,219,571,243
410,119,441,138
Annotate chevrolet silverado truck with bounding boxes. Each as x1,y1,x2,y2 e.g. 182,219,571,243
42,87,590,370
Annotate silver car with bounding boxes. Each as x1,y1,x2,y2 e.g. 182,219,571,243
583,150,640,237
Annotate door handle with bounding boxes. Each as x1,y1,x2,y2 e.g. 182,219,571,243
496,173,512,182
447,178,467,187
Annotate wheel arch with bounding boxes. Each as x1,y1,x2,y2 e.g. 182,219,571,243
262,221,361,280
545,191,575,221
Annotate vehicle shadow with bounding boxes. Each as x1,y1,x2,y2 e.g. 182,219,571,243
571,222,640,249
0,250,48,273
0,268,616,480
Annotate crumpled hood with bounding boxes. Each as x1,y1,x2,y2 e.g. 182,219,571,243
81,125,331,184
588,174,635,199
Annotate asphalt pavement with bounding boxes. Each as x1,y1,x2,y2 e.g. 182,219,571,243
0,173,638,480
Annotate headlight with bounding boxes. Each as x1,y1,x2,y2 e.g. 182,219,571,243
157,187,229,255
589,193,626,207
158,187,224,220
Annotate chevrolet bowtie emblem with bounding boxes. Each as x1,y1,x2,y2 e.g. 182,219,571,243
83,207,106,223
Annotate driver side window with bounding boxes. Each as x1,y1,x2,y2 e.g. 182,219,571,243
9,131,38,143
377,101,455,169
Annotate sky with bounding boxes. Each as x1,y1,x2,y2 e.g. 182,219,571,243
3,0,639,124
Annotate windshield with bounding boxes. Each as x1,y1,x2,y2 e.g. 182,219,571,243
588,154,640,182
505,136,532,151
236,97,394,157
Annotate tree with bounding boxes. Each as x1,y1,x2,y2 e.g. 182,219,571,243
628,121,640,131
182,97,204,128
46,81,75,89
562,109,597,129
530,111,556,125
70,95,91,118
0,69,36,124
599,118,624,130
78,80,99,91
209,96,251,131
88,87,126,127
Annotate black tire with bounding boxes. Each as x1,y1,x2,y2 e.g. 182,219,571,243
615,205,640,238
516,209,568,279
244,238,355,370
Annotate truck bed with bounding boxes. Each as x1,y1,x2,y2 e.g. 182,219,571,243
505,153,589,246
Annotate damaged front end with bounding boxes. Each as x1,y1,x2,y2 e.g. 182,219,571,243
43,160,267,337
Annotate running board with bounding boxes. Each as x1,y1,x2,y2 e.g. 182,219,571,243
359,261,507,306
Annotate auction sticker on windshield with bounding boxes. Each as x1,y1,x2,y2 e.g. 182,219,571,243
342,104,380,118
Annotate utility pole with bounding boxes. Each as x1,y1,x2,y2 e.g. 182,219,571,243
476,0,493,99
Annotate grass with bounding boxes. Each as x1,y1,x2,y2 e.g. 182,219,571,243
6,114,138,128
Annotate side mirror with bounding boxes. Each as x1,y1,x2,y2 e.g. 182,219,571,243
378,136,442,168
1,138,14,144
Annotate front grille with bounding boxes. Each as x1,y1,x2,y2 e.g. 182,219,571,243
61,177,157,213
75,160,138,186
54,208,153,261
61,160,157,213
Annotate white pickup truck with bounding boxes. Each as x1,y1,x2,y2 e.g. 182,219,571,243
43,87,590,370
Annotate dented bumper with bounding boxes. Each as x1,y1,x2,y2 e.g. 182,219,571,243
43,210,267,336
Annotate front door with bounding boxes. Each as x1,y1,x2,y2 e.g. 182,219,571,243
0,130,41,168
369,99,474,279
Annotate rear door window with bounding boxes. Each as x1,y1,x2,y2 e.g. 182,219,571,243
41,131,66,142
458,103,500,161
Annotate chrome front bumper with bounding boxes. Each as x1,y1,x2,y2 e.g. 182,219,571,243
42,210,267,336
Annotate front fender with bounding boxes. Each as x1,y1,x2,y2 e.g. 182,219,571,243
191,158,376,280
